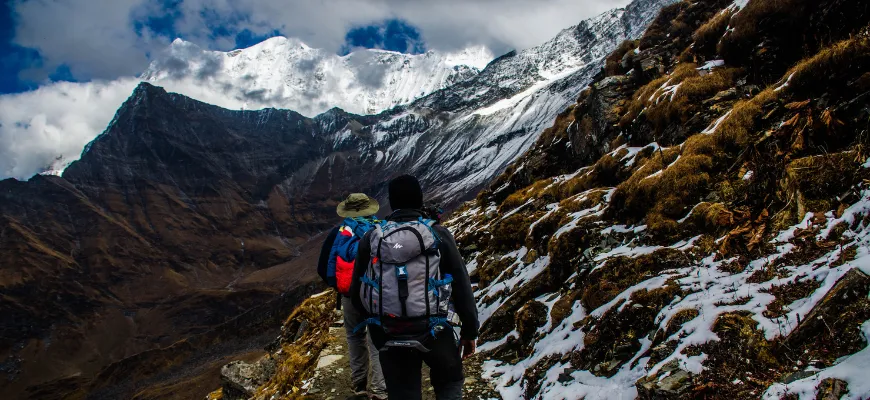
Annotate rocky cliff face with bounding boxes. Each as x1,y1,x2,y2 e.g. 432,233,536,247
442,0,870,398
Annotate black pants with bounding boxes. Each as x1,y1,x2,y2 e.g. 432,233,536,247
376,331,464,400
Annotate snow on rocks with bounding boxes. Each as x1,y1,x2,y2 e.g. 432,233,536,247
449,171,870,399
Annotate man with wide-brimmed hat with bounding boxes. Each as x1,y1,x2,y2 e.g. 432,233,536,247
317,193,387,400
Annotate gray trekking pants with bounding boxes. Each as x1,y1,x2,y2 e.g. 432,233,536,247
342,296,387,397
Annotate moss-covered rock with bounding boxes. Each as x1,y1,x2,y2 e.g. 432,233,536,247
515,300,549,349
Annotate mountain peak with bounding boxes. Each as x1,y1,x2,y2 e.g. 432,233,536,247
140,36,494,117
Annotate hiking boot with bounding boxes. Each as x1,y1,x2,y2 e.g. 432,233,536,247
344,382,368,400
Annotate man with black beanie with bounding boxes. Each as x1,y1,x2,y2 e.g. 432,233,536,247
351,175,479,400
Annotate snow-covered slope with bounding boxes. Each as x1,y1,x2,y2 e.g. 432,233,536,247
141,37,493,116
332,0,677,204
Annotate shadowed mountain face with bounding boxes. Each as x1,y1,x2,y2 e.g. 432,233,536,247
0,84,363,398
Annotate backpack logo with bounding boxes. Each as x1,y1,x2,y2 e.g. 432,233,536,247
393,242,404,249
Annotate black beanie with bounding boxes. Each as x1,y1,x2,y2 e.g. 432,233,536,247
388,175,423,211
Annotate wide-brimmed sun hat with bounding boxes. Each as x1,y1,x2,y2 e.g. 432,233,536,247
336,193,380,218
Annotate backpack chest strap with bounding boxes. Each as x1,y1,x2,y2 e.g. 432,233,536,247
396,265,409,317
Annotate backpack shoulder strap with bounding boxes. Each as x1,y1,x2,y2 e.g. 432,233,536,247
416,217,441,248
344,217,379,238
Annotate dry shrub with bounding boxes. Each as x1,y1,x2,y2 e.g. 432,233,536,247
581,249,689,310
647,67,743,132
499,179,553,212
664,308,700,338
685,202,736,233
638,2,688,49
611,79,778,232
612,147,710,227
549,290,581,328
785,37,870,97
715,88,778,150
619,62,743,131
696,312,781,397
605,40,638,76
718,0,805,64
693,8,735,56
500,192,527,211
784,151,860,215
557,154,621,200
762,278,823,318
255,293,336,400
619,75,670,127
718,0,870,83
492,213,533,251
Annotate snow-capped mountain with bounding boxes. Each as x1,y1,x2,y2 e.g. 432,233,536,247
141,37,494,116
327,0,677,204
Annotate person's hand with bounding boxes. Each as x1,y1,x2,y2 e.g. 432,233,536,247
460,339,477,359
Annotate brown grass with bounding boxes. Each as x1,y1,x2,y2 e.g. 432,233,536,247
605,40,638,76
784,37,870,97
692,8,735,56
619,63,743,131
618,75,670,127
254,293,336,400
685,202,737,233
718,0,803,62
638,2,688,49
555,154,622,200
491,213,535,251
581,249,689,310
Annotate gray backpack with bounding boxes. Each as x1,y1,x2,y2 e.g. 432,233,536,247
358,218,453,339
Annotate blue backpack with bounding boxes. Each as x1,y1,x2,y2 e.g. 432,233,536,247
328,217,378,295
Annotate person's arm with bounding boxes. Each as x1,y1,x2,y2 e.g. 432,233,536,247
436,226,479,341
317,227,339,285
351,230,372,314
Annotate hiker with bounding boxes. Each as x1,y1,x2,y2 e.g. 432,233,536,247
351,175,479,400
317,193,388,400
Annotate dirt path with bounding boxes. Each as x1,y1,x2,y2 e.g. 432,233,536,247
303,316,501,400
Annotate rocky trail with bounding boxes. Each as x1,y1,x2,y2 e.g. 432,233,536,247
303,312,502,400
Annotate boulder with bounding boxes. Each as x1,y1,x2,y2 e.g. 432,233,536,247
516,300,550,347
220,357,277,400
816,378,849,400
636,361,695,399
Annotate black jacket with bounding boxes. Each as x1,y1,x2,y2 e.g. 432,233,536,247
316,226,340,285
350,209,479,340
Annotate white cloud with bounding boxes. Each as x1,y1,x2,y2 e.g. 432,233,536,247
12,0,170,80
0,79,139,179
